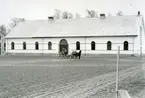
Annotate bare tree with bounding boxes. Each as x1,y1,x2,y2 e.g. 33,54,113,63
0,25,6,55
68,13,73,19
6,18,25,34
54,10,74,19
75,13,81,18
10,18,25,28
116,11,123,16
62,11,74,19
0,25,7,35
94,11,98,17
62,11,69,19
86,9,98,18
86,9,91,18
54,9,61,19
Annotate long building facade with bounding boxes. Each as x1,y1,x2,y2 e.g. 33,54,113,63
5,13,145,56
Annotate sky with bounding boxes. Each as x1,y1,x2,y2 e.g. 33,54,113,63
0,0,144,26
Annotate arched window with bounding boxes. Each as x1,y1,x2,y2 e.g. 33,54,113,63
91,41,95,50
11,42,15,50
48,42,52,50
107,41,112,50
76,41,80,50
4,43,6,50
124,41,128,50
35,42,39,50
23,42,26,50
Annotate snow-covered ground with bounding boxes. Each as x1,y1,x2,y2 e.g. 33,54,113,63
0,55,144,98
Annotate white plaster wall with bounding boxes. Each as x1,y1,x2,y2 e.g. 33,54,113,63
6,37,135,55
142,27,145,54
133,16,145,56
85,37,134,54
140,22,145,55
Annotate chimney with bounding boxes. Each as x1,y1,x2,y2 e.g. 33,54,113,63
100,14,106,19
138,11,141,16
48,16,54,21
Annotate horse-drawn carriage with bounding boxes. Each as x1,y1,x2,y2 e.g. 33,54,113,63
59,50,82,59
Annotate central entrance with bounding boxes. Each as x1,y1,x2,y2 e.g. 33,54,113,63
59,39,68,54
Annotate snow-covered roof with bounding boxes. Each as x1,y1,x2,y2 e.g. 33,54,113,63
6,15,143,38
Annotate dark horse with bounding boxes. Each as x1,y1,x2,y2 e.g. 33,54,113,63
71,50,81,59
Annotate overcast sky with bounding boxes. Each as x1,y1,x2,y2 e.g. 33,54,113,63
0,0,144,25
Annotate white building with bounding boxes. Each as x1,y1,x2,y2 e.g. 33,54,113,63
5,13,145,56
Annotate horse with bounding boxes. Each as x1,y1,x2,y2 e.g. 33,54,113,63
71,50,81,59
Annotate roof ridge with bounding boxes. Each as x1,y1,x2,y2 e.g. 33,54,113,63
24,15,140,22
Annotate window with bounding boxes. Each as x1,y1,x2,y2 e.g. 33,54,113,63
91,41,95,50
48,42,52,50
23,42,26,50
124,41,128,50
76,41,80,50
107,41,112,50
4,43,6,50
35,42,39,50
11,42,15,50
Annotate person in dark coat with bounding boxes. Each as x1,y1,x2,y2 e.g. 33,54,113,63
78,50,81,59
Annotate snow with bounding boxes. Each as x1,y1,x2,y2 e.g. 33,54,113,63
6,15,141,38
0,55,144,98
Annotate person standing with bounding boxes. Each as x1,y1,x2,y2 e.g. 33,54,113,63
64,48,67,56
78,50,81,59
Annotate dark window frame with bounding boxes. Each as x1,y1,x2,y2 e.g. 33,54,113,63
11,42,15,50
107,41,112,50
4,43,6,50
48,41,52,50
35,42,39,50
91,41,95,50
23,42,26,50
76,41,80,50
124,41,128,50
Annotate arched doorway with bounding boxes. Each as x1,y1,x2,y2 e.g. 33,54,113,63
59,39,68,54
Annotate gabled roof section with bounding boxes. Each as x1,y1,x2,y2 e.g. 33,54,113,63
6,15,142,38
